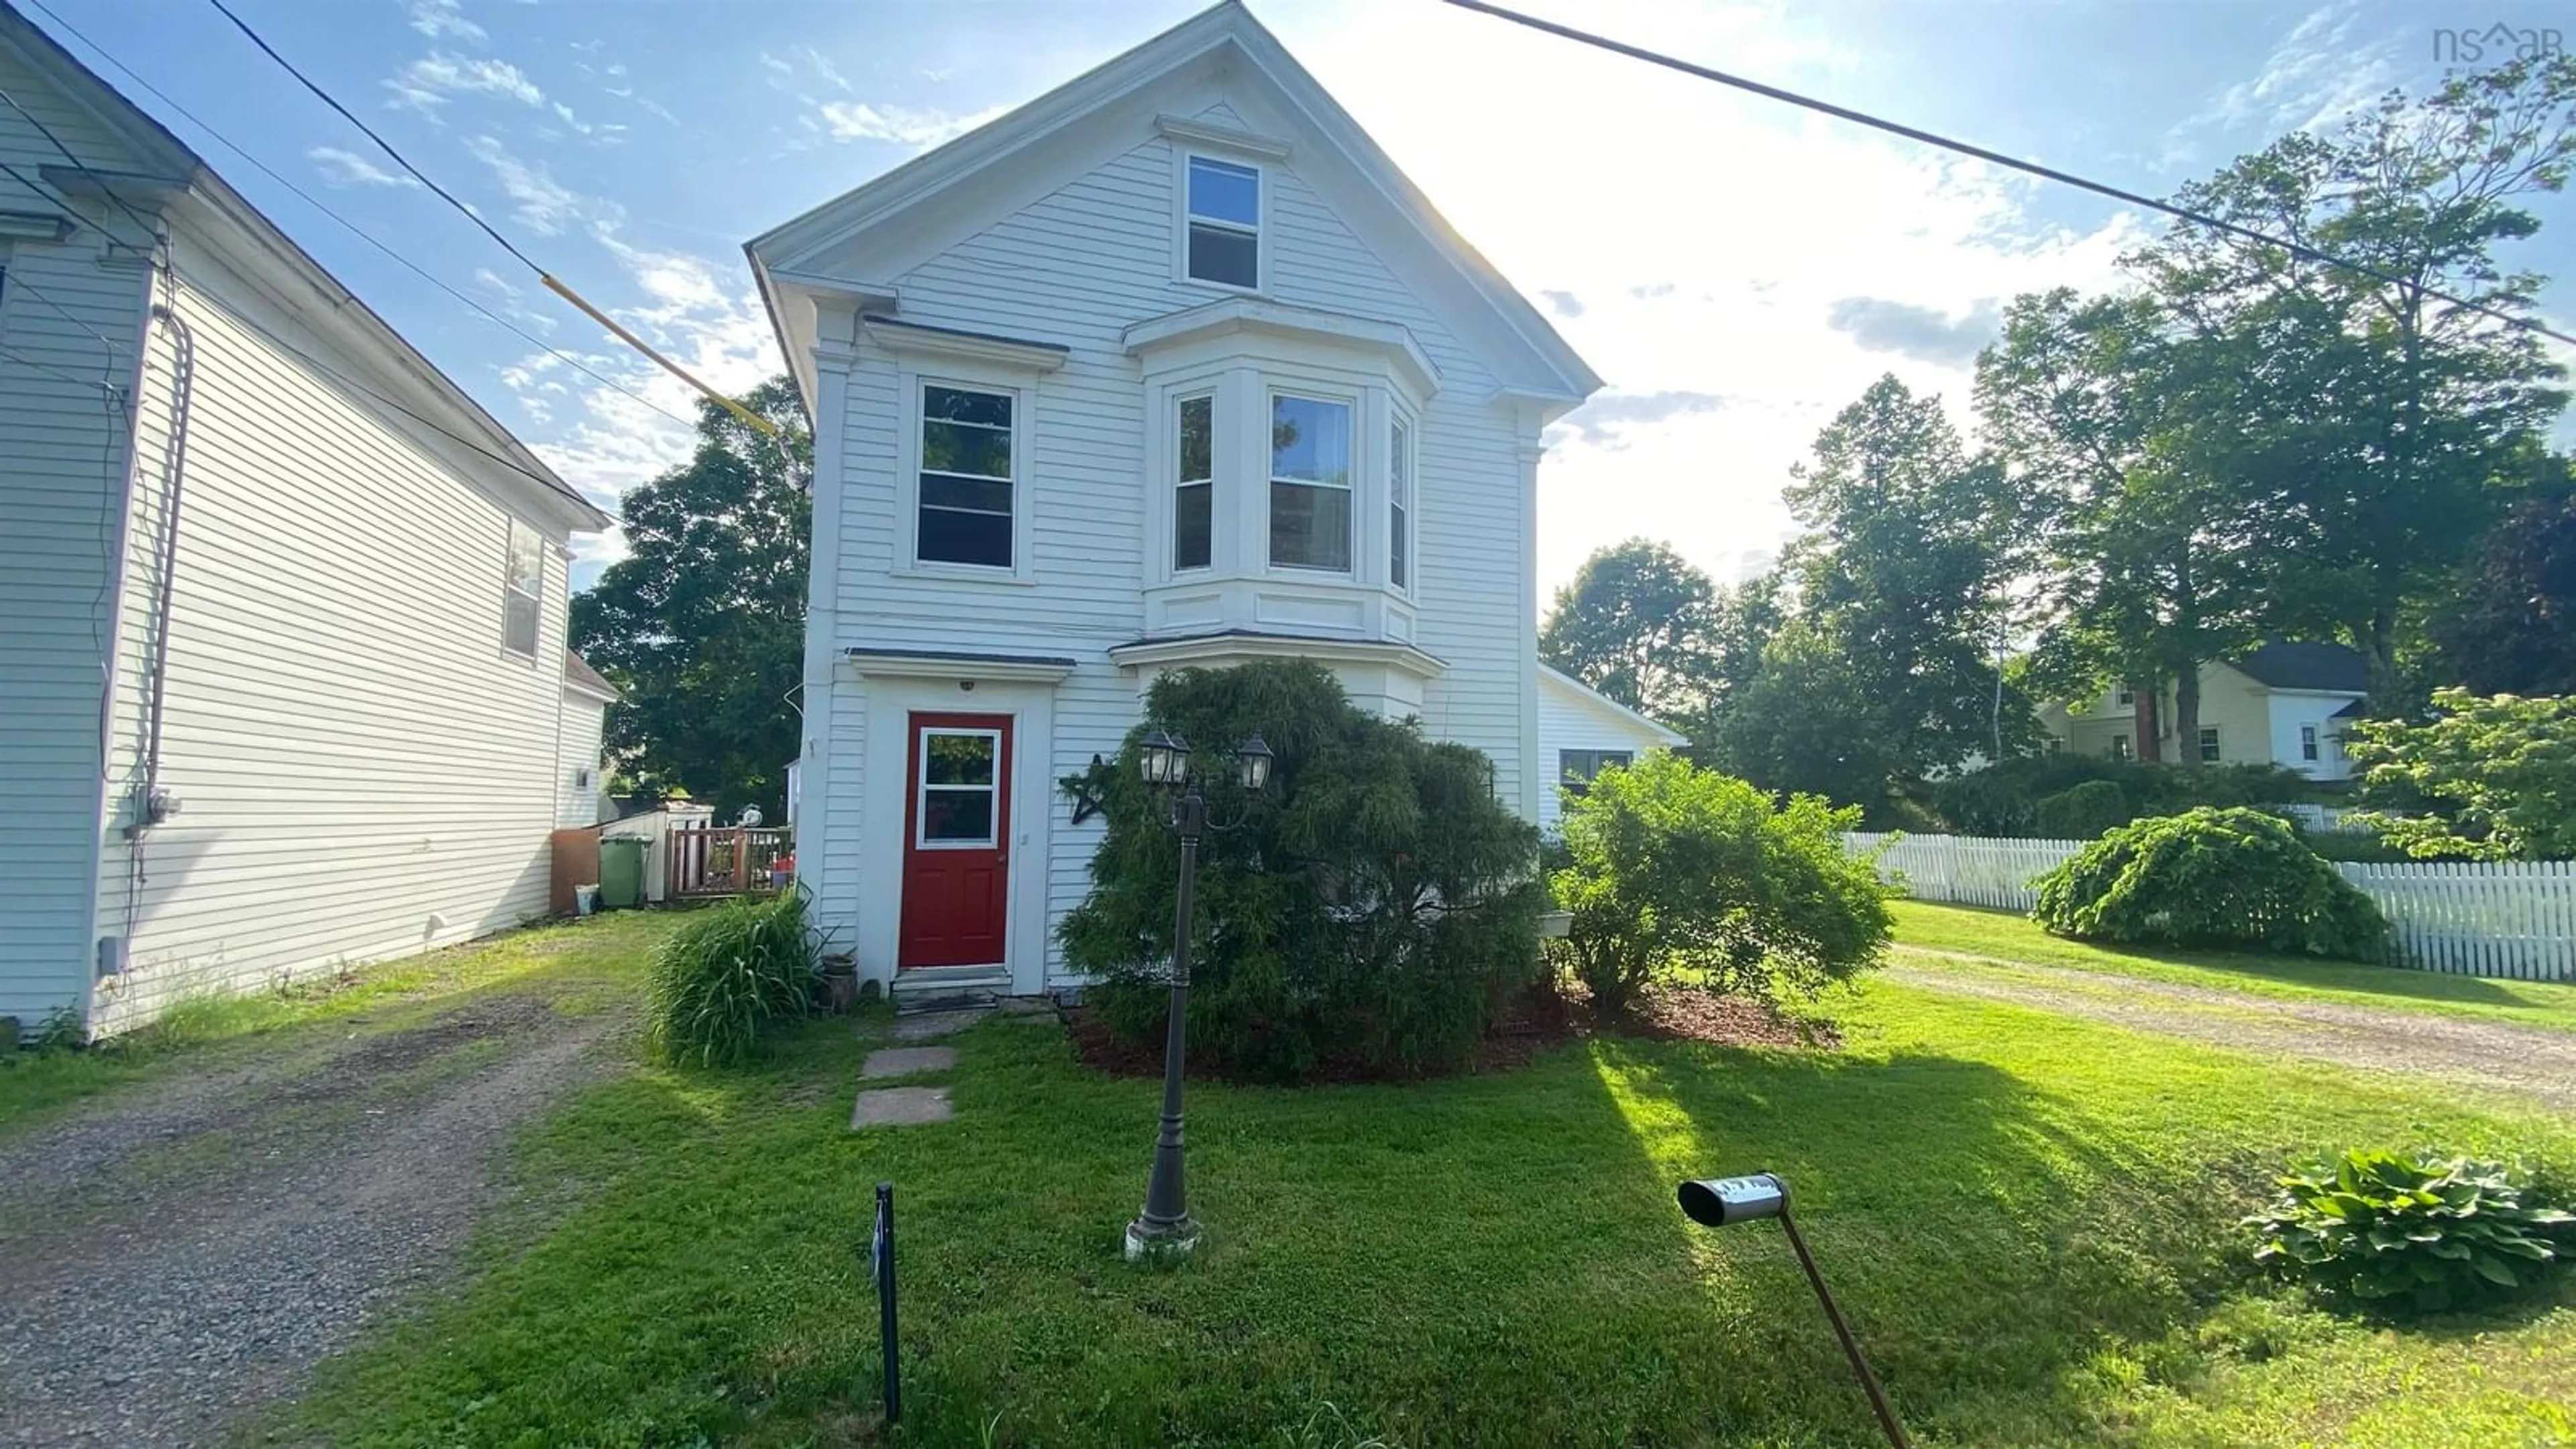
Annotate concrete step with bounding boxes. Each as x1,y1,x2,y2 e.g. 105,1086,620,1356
890,965,1010,1015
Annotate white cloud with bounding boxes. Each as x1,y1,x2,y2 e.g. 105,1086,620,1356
2163,1,2403,168
407,0,484,42
463,133,600,235
386,52,543,114
307,145,418,189
799,45,853,95
817,99,1008,147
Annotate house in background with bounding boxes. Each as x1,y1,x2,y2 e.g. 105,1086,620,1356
1538,663,1686,834
0,5,608,1036
2039,641,2369,782
747,2,1601,1001
559,650,621,827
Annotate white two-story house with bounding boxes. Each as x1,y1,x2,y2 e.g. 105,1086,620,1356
2039,642,2369,782
748,2,1606,999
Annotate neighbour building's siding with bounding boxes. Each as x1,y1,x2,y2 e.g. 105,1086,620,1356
1535,674,1675,835
812,114,1527,982
88,235,575,1032
0,40,155,1027
2263,690,2358,782
556,692,607,826
2190,663,2275,769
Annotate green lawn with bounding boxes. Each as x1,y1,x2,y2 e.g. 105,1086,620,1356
276,937,2576,1447
0,912,671,1138
1892,900,2576,1035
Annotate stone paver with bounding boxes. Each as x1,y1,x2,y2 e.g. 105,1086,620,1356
851,1086,953,1128
892,1008,989,1042
860,1046,957,1079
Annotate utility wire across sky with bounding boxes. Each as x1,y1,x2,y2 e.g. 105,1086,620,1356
199,0,782,436
1441,0,2576,350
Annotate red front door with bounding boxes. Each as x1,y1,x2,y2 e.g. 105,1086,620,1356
898,713,1012,969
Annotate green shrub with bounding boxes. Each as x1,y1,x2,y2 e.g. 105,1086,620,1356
2247,1149,2574,1314
2033,780,2131,839
1550,754,1892,1015
646,892,822,1067
2347,690,2576,861
1059,660,1544,1082
2032,807,2390,959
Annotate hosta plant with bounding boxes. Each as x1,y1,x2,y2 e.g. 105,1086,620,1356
2246,1149,2573,1314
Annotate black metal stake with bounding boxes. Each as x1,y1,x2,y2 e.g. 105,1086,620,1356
1129,782,1205,1255
1776,1208,1907,1449
873,1181,900,1424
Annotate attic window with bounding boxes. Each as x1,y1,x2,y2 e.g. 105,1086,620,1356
1184,156,1260,289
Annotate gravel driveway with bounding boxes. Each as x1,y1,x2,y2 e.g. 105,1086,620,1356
0,993,629,1447
1889,947,2576,1112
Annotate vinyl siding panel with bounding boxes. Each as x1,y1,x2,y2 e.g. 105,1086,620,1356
810,118,1535,985
0,38,155,1027
87,233,576,1032
557,693,606,826
1536,678,1675,835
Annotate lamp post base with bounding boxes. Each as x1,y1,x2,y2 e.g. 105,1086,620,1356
1124,1214,1201,1264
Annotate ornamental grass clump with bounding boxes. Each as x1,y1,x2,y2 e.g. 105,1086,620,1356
646,890,822,1067
2247,1148,2573,1315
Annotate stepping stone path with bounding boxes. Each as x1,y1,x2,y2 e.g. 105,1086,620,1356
850,1008,988,1129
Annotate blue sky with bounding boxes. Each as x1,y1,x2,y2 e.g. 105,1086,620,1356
26,0,2576,592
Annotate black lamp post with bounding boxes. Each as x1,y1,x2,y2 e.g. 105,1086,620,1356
1124,727,1272,1262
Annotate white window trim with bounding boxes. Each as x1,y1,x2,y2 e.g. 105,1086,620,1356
1173,388,1218,575
1266,384,1360,576
1173,149,1267,295
1387,406,1415,597
2198,726,2222,763
2300,724,2321,761
501,516,543,662
892,367,1038,584
913,727,1004,851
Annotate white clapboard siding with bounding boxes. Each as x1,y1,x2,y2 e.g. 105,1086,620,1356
1847,832,2576,982
556,692,607,828
814,113,1530,985
0,36,156,1026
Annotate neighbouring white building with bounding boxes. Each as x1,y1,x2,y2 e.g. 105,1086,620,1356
1536,663,1686,835
0,7,610,1036
2039,642,2369,782
747,2,1634,1000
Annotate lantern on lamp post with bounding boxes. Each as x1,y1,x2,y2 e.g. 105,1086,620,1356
1124,728,1271,1262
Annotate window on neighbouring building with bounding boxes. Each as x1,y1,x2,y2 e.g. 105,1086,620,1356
502,517,542,658
2114,686,2135,706
918,382,1014,568
1184,155,1260,288
2199,727,2222,763
1269,392,1352,572
1559,749,1632,796
1389,415,1411,590
2301,724,2320,761
2109,735,2132,762
1174,393,1213,571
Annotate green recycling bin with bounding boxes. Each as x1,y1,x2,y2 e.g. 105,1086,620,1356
598,836,647,910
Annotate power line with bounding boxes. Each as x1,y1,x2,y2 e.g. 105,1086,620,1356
198,0,780,435
0,339,117,391
20,0,695,431
1440,0,2576,350
0,270,129,360
0,82,165,243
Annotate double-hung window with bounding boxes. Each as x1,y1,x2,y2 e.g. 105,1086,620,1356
1559,749,1631,796
1269,392,1352,572
502,517,542,658
2198,727,2222,763
917,382,1015,569
2300,724,2320,761
1184,156,1260,288
1388,415,1412,590
1174,393,1214,571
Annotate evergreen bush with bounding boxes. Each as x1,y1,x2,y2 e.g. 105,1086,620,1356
1059,661,1544,1082
2031,807,2389,959
2033,779,2131,839
1550,755,1892,1014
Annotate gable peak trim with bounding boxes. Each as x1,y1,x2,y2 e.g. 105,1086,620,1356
1154,111,1293,160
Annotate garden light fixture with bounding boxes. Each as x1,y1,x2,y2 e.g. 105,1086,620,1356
1677,1172,1911,1449
1125,728,1271,1263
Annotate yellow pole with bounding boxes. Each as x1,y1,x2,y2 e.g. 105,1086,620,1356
541,275,782,437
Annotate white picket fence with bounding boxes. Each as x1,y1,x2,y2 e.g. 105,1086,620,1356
1847,832,2576,982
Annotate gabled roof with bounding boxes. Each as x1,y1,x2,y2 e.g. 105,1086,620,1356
0,4,603,533
2231,641,2369,694
562,649,621,702
1538,663,1687,745
745,1,1597,413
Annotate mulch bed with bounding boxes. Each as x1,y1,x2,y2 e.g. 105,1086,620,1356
1061,979,1839,1083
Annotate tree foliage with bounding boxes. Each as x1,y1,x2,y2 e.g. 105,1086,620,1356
1539,539,1723,719
2428,472,2576,696
571,378,810,821
2032,807,2389,959
2346,690,2576,861
1549,754,1891,1015
1059,660,1544,1081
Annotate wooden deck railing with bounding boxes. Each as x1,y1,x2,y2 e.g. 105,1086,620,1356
668,826,794,900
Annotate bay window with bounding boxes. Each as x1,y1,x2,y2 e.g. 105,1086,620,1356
1389,415,1411,591
1268,392,1353,572
1174,393,1213,571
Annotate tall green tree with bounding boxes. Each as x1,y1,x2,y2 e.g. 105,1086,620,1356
2428,456,2576,696
1540,539,1721,718
571,377,811,820
2128,56,2576,702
